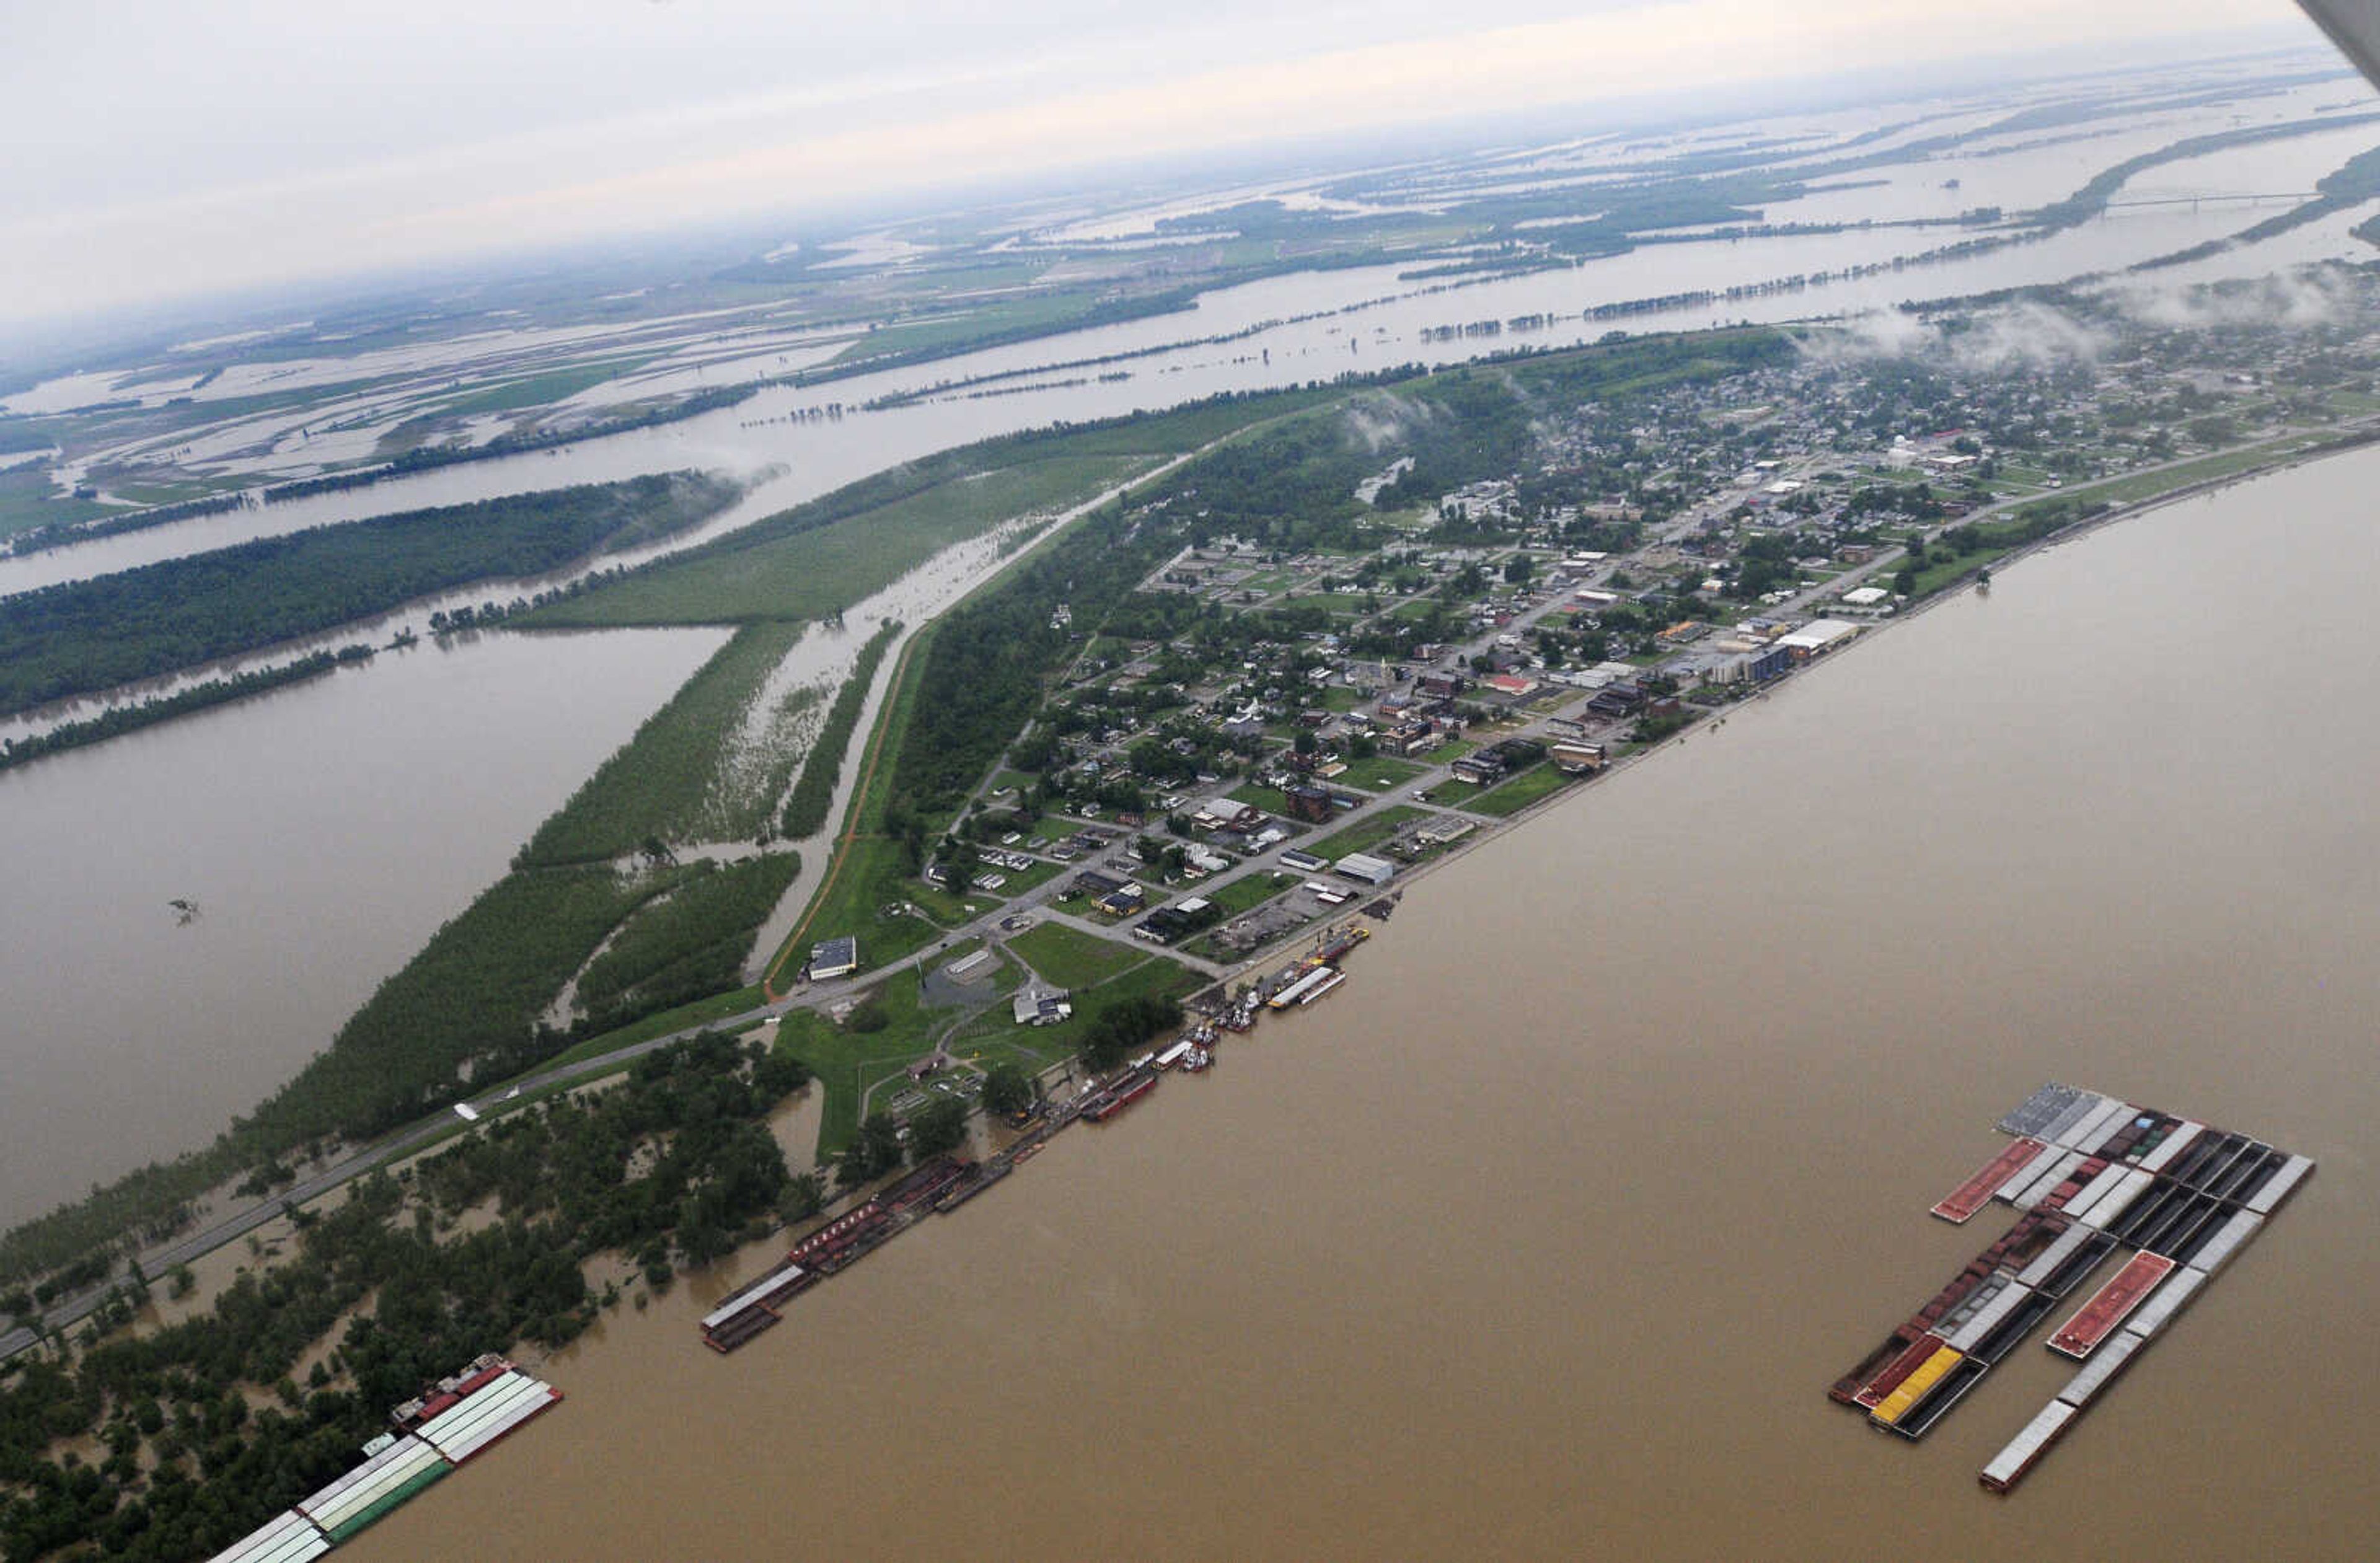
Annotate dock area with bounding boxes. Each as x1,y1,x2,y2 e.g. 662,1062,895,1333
1830,1083,2314,1494
699,919,1377,1356
208,1355,562,1562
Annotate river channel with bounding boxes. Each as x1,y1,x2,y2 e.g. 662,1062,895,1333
2,84,2375,1271
2,81,2371,604
335,444,2379,1559
0,628,727,1224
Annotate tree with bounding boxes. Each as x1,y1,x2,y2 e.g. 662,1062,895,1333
908,1096,971,1162
941,837,979,894
981,1062,1034,1118
1503,553,1535,585
843,1112,902,1181
778,1173,824,1225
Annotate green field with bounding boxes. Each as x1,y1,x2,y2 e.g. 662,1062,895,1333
0,464,118,538
1305,806,1426,862
1331,754,1423,791
775,943,1192,1153
423,356,660,420
2067,439,2309,508
1466,763,1578,818
1007,922,1146,989
528,455,1150,628
826,291,1117,366
1199,871,1296,917
770,973,953,1153
1227,783,1295,814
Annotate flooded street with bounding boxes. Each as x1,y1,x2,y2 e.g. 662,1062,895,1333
346,449,2380,1556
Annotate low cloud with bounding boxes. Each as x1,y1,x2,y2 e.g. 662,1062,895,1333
1800,299,2110,372
2096,262,2360,330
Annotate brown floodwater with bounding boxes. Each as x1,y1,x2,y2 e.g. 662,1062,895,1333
0,627,726,1225
348,451,2379,1559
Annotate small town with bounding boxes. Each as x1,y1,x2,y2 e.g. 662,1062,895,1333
778,270,2380,1099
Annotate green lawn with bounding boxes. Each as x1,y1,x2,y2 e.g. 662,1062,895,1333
776,935,1194,1155
1008,922,1145,989
1332,754,1423,791
2066,439,2307,508
530,454,1153,628
770,973,948,1153
1199,871,1296,917
1305,806,1426,862
1466,763,1578,819
792,835,967,972
1227,783,1295,814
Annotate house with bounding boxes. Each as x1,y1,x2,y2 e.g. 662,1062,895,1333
1072,868,1127,899
1284,784,1335,824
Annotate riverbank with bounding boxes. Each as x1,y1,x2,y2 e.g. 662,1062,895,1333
334,439,2375,1554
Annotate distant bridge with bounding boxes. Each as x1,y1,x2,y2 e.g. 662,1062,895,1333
2104,191,2317,209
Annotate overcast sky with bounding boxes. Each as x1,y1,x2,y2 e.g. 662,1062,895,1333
0,0,2324,333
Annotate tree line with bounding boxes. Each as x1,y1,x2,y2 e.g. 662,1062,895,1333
571,854,799,1034
781,622,900,837
0,1032,804,1563
0,470,741,716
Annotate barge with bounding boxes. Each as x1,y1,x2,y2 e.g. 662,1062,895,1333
1083,1070,1158,1122
213,1358,562,1561
2047,1251,2173,1359
1833,1082,2314,1497
699,1261,816,1353
1267,965,1345,1009
1932,1137,2050,1223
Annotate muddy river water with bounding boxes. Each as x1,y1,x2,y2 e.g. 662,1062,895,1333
342,446,2380,1557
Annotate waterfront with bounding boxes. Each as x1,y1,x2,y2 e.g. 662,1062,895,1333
348,447,2380,1556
